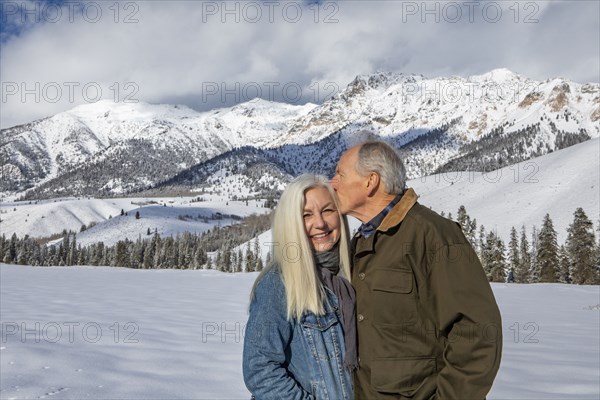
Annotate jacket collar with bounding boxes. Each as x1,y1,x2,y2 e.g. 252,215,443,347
352,188,418,255
377,188,418,232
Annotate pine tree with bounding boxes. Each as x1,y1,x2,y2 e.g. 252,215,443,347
508,227,519,282
61,234,71,265
481,231,495,278
535,214,560,283
0,234,6,263
254,238,261,267
222,244,232,272
114,240,129,267
468,218,478,251
236,249,243,273
566,208,598,284
68,235,77,266
529,226,539,282
245,241,255,272
515,226,531,283
557,245,571,283
483,231,506,282
596,224,600,280
456,205,477,247
457,205,470,233
77,245,87,266
477,225,486,260
490,235,507,283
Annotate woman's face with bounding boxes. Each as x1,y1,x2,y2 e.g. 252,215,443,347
303,186,341,252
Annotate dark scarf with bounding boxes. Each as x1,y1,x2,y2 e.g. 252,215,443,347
314,244,358,372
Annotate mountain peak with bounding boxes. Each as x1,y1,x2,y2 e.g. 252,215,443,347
469,68,521,83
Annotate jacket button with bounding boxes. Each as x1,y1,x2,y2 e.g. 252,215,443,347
358,273,365,280
357,314,364,322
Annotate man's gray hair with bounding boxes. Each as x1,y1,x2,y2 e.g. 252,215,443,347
356,141,406,195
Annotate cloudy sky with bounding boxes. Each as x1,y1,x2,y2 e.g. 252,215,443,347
1,0,598,128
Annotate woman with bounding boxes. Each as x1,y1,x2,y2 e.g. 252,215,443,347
243,174,356,400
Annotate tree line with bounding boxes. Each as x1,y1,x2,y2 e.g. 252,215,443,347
0,213,271,272
1,205,598,284
450,205,599,285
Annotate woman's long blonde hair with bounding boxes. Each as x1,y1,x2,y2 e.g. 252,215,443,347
251,174,352,320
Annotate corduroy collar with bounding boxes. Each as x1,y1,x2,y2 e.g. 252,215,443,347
376,188,419,232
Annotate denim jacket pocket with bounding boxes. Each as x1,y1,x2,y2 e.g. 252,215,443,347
300,311,340,361
301,310,338,331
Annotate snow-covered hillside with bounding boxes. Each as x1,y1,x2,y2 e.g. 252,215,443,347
0,264,598,399
412,138,600,243
0,195,270,246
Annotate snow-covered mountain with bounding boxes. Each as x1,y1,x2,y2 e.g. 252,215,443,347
2,137,597,249
1,99,314,197
2,69,598,199
280,68,598,144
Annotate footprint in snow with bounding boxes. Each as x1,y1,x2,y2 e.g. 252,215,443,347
39,387,69,398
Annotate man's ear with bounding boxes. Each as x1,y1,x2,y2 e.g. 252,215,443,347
366,172,380,195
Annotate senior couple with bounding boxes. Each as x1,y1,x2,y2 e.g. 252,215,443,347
243,141,503,399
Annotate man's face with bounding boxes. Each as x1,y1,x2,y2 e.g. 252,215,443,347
330,146,368,218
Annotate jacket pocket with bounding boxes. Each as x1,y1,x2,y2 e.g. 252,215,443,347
372,268,413,293
371,356,436,397
371,269,417,323
300,311,340,361
301,310,338,331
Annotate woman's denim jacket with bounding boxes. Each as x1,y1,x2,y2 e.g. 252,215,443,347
243,267,353,400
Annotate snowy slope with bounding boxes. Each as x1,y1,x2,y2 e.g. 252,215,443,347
0,264,598,399
0,195,270,246
411,138,600,243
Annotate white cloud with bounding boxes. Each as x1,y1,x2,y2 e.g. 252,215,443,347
1,0,598,128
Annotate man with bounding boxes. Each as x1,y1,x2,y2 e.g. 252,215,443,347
331,141,502,399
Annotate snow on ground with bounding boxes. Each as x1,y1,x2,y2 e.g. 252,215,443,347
1,264,598,399
411,138,600,244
